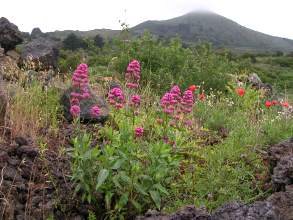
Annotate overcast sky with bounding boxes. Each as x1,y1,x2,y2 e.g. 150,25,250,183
1,0,292,39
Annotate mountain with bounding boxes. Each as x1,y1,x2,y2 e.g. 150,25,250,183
131,11,293,52
47,29,119,40
46,11,293,53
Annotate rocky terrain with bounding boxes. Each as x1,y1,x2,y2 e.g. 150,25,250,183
0,136,292,219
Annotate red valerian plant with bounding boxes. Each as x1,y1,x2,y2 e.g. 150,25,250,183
70,105,81,118
69,64,100,118
125,60,141,89
130,94,141,107
181,89,194,114
108,87,125,109
160,92,176,115
90,105,100,118
134,127,144,137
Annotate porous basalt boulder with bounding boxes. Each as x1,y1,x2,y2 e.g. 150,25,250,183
269,138,293,191
136,206,211,220
0,51,23,81
0,17,23,52
211,201,279,220
31,27,47,39
21,37,60,70
61,87,109,123
248,73,273,96
0,137,89,220
6,49,20,62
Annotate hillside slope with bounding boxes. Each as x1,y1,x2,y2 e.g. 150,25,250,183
131,11,293,52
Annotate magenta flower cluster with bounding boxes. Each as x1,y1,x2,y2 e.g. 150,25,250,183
160,92,176,114
130,94,141,107
125,60,141,89
170,85,182,104
69,63,100,118
160,85,194,118
70,105,81,118
108,87,125,109
90,106,101,117
71,63,90,100
135,127,144,137
181,90,194,113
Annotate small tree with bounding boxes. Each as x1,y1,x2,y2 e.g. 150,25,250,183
93,34,104,48
63,33,87,50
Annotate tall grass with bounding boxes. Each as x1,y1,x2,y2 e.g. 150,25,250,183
8,81,61,140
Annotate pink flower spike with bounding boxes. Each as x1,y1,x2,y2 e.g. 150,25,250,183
126,82,139,89
70,105,80,118
131,95,141,106
81,92,90,99
90,105,100,117
125,60,141,88
70,92,81,98
135,127,144,137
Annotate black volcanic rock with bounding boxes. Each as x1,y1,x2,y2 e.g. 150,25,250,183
31,27,47,39
21,37,60,70
0,17,23,52
61,87,109,123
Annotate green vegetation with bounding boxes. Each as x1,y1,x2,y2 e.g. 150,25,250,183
48,11,293,53
8,81,61,139
7,29,293,219
68,82,293,218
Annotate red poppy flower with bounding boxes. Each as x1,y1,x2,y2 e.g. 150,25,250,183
198,92,205,101
188,85,197,92
265,101,272,108
236,88,245,97
272,100,278,105
281,102,289,108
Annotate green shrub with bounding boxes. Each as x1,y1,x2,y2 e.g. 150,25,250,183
70,124,179,218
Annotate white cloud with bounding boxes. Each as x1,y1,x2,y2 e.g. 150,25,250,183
0,0,292,39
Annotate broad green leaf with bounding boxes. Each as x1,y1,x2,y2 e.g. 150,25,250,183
113,175,122,189
87,194,92,203
96,169,109,190
105,192,113,210
112,159,124,170
134,183,148,195
149,190,161,210
115,193,129,211
131,199,142,212
154,183,169,195
119,172,131,184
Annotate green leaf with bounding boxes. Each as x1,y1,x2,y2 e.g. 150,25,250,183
105,192,113,210
87,194,92,203
134,183,148,195
119,172,131,184
96,169,109,190
112,159,124,170
131,199,142,212
154,183,169,195
149,190,161,210
115,193,129,211
113,175,122,189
